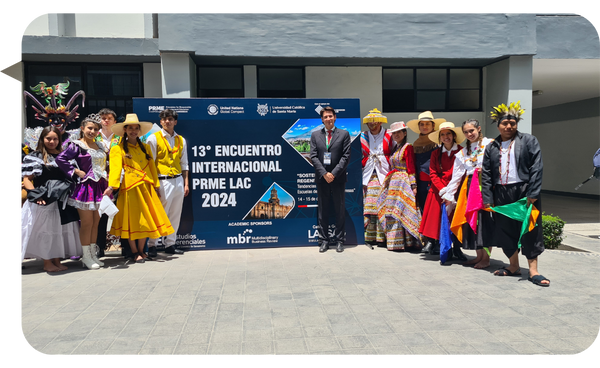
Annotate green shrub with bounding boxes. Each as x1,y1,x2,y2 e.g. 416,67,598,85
542,213,566,249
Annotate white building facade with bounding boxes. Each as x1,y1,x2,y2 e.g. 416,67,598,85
17,13,600,197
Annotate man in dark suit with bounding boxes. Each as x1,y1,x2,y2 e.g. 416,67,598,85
482,101,549,287
310,106,351,253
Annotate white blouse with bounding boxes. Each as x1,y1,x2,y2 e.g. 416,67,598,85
441,137,493,202
362,129,392,186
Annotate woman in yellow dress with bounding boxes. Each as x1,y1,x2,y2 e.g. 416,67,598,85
106,114,174,263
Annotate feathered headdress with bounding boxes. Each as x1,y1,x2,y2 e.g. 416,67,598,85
490,101,525,124
23,80,86,132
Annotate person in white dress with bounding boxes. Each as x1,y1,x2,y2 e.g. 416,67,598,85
22,126,82,272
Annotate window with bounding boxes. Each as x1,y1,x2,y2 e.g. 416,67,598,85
86,65,143,121
257,67,305,98
383,67,481,112
24,63,143,128
198,66,244,97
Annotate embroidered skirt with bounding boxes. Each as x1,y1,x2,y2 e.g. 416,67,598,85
364,172,385,242
377,170,422,251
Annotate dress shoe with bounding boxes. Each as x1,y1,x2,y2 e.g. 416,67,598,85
148,246,158,258
336,242,344,253
319,242,329,253
164,246,184,255
421,241,433,253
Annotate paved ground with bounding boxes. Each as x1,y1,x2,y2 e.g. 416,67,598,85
13,193,600,362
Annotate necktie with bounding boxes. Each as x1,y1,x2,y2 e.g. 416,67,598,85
327,130,332,149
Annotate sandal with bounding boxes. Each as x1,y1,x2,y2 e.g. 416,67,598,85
494,267,521,276
528,274,550,287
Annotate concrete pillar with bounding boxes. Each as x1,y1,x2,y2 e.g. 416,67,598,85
507,56,533,134
485,56,533,134
160,52,196,98
244,65,257,97
143,63,162,98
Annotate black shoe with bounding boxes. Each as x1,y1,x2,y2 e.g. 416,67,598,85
148,246,158,258
422,241,433,253
430,244,440,256
134,253,145,263
453,246,467,261
336,242,344,253
164,246,184,255
319,242,329,253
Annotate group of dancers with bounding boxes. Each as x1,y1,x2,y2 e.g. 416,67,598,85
20,86,549,286
362,104,549,287
22,107,189,272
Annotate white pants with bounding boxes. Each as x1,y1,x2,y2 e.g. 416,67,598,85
148,176,184,247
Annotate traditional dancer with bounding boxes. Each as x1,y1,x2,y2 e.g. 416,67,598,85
441,119,495,268
56,114,110,270
146,109,189,256
361,108,395,247
406,111,443,253
376,122,422,251
107,114,174,263
420,122,466,260
482,102,549,286
22,126,81,272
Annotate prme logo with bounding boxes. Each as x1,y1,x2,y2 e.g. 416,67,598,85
227,229,253,244
148,106,165,112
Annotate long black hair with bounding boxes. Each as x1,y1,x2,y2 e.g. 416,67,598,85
121,125,151,160
436,130,457,172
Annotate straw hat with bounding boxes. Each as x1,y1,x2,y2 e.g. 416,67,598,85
362,108,387,124
406,111,446,134
111,114,153,137
389,121,407,133
428,122,466,145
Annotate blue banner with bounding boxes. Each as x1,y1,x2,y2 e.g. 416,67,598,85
133,98,363,250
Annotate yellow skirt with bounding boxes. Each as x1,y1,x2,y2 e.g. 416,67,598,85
110,182,174,240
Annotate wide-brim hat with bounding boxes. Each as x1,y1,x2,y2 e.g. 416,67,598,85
111,114,153,137
362,108,387,124
428,122,466,145
389,121,408,133
406,111,446,134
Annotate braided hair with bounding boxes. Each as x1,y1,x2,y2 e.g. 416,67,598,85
121,125,151,160
462,119,483,156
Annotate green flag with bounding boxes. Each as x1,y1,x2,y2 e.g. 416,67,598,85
485,197,539,249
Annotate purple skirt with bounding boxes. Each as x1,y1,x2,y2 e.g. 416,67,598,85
68,178,110,211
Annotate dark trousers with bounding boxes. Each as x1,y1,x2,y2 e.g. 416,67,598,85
316,178,346,243
493,182,544,260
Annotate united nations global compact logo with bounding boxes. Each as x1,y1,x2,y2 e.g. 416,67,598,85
257,103,269,117
207,104,219,115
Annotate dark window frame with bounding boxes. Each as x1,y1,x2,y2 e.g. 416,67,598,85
197,65,245,98
257,66,305,98
382,67,482,113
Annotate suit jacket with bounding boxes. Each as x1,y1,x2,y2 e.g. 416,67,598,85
310,127,351,183
481,130,543,204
